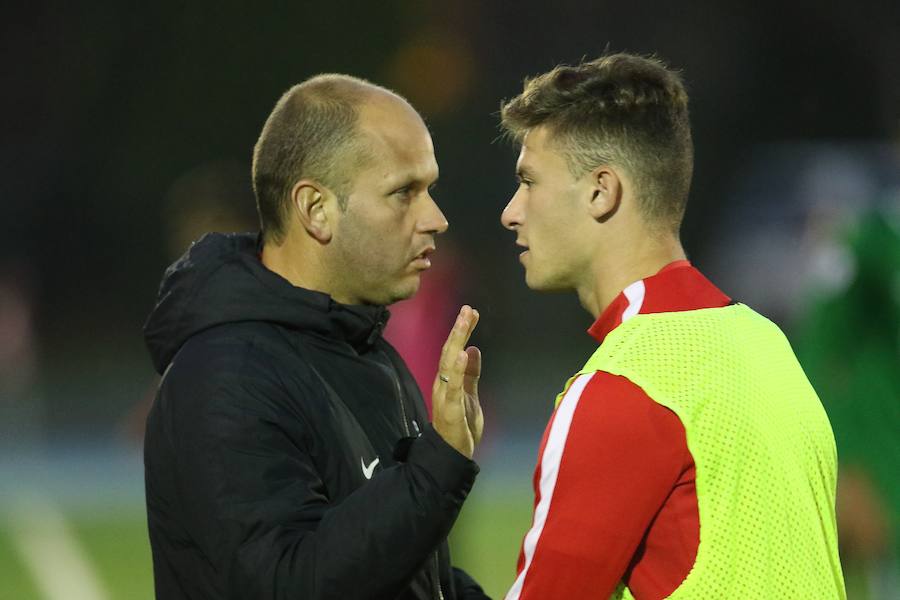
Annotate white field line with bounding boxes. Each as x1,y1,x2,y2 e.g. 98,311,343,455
6,492,109,600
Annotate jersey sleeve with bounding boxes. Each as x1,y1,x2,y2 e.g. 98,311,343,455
506,371,691,600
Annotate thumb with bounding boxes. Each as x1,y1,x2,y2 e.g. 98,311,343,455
463,346,481,394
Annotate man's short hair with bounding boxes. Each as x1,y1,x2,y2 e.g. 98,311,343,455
253,74,385,244
501,53,693,232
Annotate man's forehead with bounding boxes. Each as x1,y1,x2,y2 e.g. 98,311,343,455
360,111,433,158
378,157,439,184
515,148,530,171
517,126,555,168
521,125,556,153
364,135,438,187
359,93,427,137
350,95,439,188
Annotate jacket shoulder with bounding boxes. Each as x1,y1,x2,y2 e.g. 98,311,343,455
160,322,321,420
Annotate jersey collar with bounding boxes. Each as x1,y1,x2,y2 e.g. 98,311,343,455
588,261,731,344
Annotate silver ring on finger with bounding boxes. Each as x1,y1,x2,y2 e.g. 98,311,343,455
439,374,450,383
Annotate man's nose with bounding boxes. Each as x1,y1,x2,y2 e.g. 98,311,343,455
419,193,449,234
501,189,524,231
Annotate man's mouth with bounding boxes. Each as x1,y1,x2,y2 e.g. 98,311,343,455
411,246,435,269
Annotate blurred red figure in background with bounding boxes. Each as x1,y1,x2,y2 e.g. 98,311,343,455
385,240,465,417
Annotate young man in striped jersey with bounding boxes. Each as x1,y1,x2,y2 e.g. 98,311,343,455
499,53,845,599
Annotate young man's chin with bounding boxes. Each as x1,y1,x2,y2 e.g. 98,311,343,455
525,277,553,292
525,271,571,293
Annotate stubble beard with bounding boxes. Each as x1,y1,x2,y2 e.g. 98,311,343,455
526,257,575,293
337,251,420,306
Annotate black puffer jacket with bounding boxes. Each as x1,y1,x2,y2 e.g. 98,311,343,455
143,232,487,600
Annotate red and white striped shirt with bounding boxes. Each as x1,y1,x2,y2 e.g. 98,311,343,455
507,261,732,600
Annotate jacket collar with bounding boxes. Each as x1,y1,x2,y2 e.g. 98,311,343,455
144,232,391,374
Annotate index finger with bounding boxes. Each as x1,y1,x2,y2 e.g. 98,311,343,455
438,305,478,374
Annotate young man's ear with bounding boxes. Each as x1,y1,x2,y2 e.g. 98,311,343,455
587,165,622,223
291,180,334,243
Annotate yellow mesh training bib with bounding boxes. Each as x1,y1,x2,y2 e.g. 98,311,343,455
556,304,845,599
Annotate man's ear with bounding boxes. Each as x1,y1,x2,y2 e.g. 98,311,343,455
290,180,334,244
587,165,622,223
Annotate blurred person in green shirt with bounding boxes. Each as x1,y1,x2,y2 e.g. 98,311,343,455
795,210,900,599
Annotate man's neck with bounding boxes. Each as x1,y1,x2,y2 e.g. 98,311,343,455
577,235,686,319
261,240,353,303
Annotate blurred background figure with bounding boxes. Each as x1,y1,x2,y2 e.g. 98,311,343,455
384,240,466,415
795,212,900,599
707,142,900,600
159,160,259,262
120,160,257,442
0,261,40,449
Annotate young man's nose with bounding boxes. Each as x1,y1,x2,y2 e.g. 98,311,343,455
501,190,525,231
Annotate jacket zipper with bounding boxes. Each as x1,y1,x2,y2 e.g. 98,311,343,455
395,374,411,438
380,347,443,600
433,553,444,600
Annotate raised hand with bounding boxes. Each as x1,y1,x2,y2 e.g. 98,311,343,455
431,305,483,459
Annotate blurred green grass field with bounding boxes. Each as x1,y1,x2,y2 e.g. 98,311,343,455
0,491,532,599
0,510,155,600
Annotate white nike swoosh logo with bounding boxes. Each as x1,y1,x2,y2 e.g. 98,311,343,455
361,457,380,480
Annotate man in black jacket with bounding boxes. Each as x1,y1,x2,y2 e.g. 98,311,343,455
143,74,488,599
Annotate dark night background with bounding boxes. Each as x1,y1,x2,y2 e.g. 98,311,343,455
1,2,897,597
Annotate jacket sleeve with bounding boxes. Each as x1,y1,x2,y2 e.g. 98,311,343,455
505,371,691,600
154,346,478,600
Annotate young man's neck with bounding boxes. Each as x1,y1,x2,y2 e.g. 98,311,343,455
577,234,686,319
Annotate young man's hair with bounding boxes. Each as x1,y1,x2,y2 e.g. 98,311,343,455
252,74,389,244
501,53,693,232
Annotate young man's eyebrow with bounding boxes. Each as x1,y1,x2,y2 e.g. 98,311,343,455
516,166,536,180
